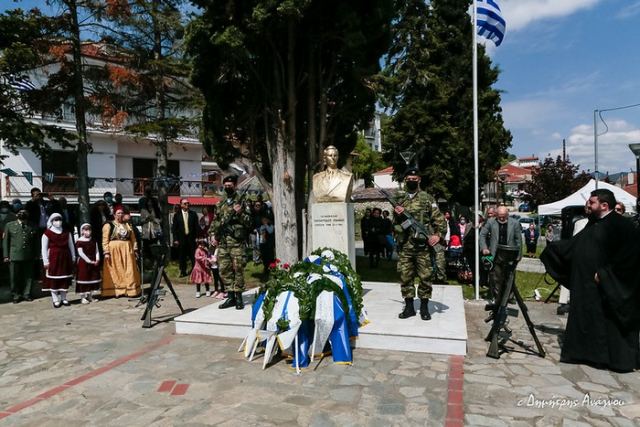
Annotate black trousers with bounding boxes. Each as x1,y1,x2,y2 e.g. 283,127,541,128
178,238,196,275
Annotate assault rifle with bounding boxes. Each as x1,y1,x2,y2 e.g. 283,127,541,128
217,186,251,240
376,185,432,248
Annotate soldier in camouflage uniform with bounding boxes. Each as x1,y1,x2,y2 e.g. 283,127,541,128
209,175,252,310
393,168,447,320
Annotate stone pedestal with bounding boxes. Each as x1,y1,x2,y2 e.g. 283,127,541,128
310,202,356,268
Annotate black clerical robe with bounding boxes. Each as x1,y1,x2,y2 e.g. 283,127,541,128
541,212,640,372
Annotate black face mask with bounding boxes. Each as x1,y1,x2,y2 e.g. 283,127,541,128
405,181,419,192
225,188,235,197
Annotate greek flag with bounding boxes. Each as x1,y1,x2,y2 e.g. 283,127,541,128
477,0,506,47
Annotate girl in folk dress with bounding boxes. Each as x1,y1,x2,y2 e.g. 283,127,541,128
191,238,212,298
41,213,76,308
209,239,225,299
76,223,101,304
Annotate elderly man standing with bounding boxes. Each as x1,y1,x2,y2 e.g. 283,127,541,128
393,168,447,321
479,206,522,300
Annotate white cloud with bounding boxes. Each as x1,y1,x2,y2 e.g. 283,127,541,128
554,119,640,173
502,99,566,130
616,1,640,19
500,0,600,32
551,132,562,139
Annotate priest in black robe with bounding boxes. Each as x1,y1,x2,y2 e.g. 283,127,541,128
541,189,640,372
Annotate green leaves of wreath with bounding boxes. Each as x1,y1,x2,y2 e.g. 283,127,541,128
259,249,364,327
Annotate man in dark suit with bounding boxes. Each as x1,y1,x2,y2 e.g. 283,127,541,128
24,187,48,232
3,210,38,303
480,206,522,300
172,198,199,277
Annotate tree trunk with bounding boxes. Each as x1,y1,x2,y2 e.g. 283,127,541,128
151,0,171,248
67,0,91,225
271,129,297,264
270,17,299,264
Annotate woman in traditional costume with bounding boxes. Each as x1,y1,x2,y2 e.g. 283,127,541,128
41,213,75,308
102,207,141,298
76,223,101,303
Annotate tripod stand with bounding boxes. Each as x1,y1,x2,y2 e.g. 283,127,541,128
485,245,545,359
139,246,185,328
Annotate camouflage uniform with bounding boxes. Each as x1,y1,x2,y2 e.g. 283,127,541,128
209,193,252,293
394,190,447,299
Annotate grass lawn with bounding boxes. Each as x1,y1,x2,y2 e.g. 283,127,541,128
165,254,560,303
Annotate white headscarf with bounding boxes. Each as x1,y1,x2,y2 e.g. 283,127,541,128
47,213,63,234
78,223,92,241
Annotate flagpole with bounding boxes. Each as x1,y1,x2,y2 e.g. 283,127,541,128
473,0,481,301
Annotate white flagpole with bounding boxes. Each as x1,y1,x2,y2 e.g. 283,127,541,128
473,0,481,300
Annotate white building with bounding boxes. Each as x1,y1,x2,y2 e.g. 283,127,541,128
362,112,383,152
1,42,209,206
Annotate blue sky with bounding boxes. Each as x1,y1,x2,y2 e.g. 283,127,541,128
490,0,640,175
5,0,640,174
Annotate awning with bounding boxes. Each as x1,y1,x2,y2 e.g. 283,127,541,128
168,196,220,206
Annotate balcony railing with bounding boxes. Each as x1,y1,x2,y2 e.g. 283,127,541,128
4,175,220,200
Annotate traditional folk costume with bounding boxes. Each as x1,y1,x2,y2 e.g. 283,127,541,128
102,219,141,298
76,223,101,303
191,244,212,298
41,213,76,308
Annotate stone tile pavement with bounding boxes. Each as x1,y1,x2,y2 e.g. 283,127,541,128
0,282,638,426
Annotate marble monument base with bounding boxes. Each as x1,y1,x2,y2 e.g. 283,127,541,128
310,202,356,268
174,283,467,356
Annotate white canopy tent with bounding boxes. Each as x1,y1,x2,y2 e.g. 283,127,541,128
538,179,637,216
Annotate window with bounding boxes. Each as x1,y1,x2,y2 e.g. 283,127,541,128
42,151,78,194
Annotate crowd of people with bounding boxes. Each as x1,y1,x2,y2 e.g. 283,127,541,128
1,181,275,309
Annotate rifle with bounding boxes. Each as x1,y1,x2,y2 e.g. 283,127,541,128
217,186,251,241
375,184,432,248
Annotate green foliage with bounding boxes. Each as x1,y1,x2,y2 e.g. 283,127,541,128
527,156,591,205
352,135,387,187
259,249,365,328
0,8,76,159
378,0,512,205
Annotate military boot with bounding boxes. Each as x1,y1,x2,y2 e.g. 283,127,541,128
420,298,431,321
219,292,237,309
235,292,245,310
398,298,416,319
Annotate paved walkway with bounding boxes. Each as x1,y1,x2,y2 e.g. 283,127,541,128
0,283,638,426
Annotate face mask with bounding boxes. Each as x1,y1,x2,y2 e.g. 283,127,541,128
0,207,8,214
460,219,466,225
82,230,92,238
405,181,419,192
13,204,22,211
52,220,62,227
225,188,235,197
105,196,113,204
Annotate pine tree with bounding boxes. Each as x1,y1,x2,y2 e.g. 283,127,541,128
95,0,202,245
380,0,512,205
187,0,393,262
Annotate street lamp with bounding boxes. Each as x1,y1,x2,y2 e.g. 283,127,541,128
498,171,508,205
629,143,640,213
594,102,640,189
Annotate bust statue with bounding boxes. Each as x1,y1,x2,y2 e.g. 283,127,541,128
312,145,353,203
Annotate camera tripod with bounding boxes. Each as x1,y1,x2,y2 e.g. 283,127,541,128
485,246,545,359
138,247,185,328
